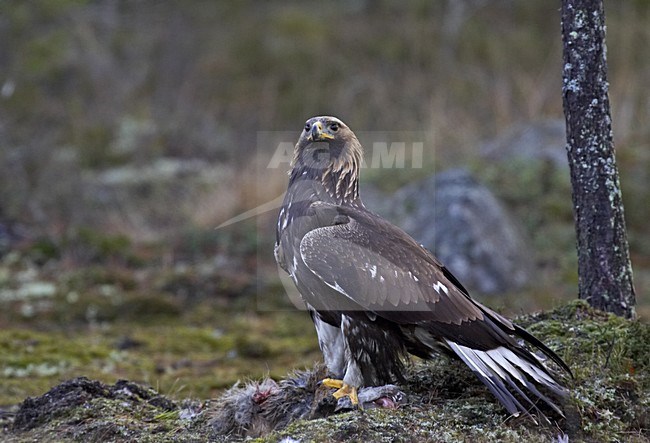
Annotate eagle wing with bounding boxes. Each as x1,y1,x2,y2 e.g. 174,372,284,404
300,202,497,327
297,202,570,419
299,202,571,358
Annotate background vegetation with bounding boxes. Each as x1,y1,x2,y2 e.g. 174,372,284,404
0,0,648,415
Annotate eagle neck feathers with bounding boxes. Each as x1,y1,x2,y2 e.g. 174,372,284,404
289,138,363,206
321,146,361,205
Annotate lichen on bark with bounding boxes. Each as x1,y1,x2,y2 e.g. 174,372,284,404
561,0,635,318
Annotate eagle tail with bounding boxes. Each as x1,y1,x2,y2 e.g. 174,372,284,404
446,340,567,422
511,324,573,377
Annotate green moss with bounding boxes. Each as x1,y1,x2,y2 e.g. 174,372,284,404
68,228,136,264
26,238,61,263
266,402,557,443
0,306,321,406
76,125,121,169
1,301,650,442
117,293,183,322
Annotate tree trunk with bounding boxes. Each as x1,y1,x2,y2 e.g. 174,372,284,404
561,0,635,318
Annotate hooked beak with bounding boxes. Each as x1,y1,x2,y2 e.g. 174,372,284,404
308,121,334,141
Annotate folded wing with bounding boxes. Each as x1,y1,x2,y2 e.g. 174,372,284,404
299,202,570,420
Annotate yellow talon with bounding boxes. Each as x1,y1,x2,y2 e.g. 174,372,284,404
322,378,343,389
322,379,359,405
335,385,359,405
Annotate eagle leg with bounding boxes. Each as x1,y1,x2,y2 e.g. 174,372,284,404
322,378,359,405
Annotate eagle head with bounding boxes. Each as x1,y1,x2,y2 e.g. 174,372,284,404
291,116,363,204
304,116,344,142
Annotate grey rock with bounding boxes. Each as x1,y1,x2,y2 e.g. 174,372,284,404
364,169,531,294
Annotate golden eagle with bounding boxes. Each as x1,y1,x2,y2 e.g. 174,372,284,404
274,116,571,421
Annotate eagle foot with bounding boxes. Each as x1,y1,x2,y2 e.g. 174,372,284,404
331,384,406,411
322,378,359,405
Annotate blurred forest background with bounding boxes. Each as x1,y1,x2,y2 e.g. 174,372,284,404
0,0,648,406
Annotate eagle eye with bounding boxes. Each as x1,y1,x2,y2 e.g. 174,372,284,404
304,123,311,132
330,123,339,132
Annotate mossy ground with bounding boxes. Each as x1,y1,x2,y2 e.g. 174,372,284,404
0,240,323,408
1,300,648,442
0,309,320,405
